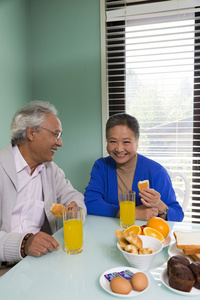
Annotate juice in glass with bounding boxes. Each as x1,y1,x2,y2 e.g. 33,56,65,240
119,191,135,228
62,206,83,254
63,219,83,254
120,201,135,228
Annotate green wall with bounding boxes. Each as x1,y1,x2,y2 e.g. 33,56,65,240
0,0,31,148
0,0,102,194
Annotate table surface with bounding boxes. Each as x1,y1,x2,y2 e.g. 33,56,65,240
0,215,200,300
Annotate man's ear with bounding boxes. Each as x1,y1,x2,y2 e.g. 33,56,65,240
27,127,34,141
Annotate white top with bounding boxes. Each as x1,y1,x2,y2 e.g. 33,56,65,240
11,146,45,234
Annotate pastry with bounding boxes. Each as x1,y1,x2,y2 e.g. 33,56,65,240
139,247,153,255
124,244,138,254
138,180,149,191
115,229,154,255
115,229,129,250
189,262,200,289
123,232,143,250
167,255,190,276
50,203,65,218
168,263,195,292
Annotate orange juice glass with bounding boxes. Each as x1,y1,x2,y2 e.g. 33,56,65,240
119,191,135,228
62,207,83,254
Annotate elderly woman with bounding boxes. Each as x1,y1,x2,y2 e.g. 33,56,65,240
84,113,183,222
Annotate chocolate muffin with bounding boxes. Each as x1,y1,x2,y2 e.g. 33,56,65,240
167,255,190,276
189,262,200,289
168,263,195,292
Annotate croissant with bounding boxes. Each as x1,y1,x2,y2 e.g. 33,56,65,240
125,244,138,254
139,247,153,255
123,232,143,250
115,229,129,250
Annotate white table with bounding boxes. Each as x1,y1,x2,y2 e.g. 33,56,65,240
0,215,199,300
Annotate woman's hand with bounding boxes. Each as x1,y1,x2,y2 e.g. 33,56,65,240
139,188,160,208
139,188,168,220
135,205,159,221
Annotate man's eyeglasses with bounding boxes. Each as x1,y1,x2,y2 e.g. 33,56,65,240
40,127,62,141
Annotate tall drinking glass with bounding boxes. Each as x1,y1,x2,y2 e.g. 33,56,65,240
62,207,83,254
119,190,135,228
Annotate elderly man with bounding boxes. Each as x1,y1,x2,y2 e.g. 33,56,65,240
0,101,86,272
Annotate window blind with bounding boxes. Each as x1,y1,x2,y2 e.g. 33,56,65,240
101,0,200,222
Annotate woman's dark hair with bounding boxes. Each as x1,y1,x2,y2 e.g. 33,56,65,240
106,113,140,140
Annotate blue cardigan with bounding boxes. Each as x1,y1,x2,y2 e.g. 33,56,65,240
84,154,184,222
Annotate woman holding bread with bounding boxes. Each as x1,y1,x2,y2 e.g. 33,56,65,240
84,113,183,221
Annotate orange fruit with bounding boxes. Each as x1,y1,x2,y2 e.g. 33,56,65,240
143,227,165,243
146,217,169,238
123,225,142,235
140,225,146,235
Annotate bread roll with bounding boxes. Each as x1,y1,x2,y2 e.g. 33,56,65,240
50,203,65,218
123,232,143,250
125,244,138,254
115,229,129,250
138,180,149,191
139,247,153,255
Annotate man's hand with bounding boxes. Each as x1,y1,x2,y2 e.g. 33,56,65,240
24,231,60,257
66,201,78,211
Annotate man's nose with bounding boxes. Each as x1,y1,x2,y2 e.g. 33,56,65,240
56,137,63,147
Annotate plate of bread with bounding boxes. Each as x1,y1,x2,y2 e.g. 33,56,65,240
168,242,193,262
169,231,200,262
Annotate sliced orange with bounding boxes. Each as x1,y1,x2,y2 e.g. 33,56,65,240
143,226,165,243
123,225,142,235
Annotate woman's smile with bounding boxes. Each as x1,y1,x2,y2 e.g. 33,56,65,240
107,125,138,165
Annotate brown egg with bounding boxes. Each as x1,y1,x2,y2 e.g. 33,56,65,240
110,277,132,295
131,272,148,291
